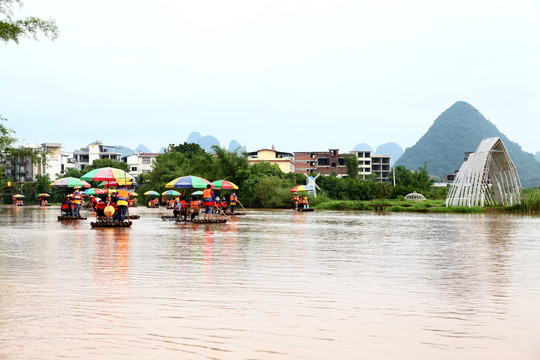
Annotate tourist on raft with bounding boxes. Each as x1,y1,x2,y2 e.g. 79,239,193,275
115,187,130,222
221,197,228,211
61,195,72,216
202,184,215,220
72,186,83,218
303,196,309,209
230,191,238,214
189,196,199,221
173,194,188,220
293,192,299,210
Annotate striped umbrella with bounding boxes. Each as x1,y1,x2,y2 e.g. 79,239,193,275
82,188,108,196
211,179,239,190
162,190,181,196
291,185,314,193
166,175,213,189
144,190,160,196
81,167,133,182
50,177,91,188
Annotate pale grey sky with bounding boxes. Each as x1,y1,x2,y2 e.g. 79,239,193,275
2,0,539,155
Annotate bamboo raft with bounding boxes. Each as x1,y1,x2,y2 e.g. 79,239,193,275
128,215,140,219
292,208,314,212
224,211,247,216
161,215,226,224
90,221,133,228
58,216,87,221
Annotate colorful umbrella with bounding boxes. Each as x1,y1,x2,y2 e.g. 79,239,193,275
129,192,138,197
82,188,108,196
144,190,160,196
37,193,50,197
12,194,25,198
291,185,314,193
162,190,181,196
50,177,91,188
97,179,133,188
211,179,239,190
166,175,213,189
191,190,203,196
81,167,133,182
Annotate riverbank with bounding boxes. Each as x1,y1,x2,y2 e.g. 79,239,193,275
313,199,484,213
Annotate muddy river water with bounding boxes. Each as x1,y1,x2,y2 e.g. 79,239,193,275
1,205,540,359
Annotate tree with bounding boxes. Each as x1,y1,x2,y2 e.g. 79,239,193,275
344,154,359,179
1,0,58,43
0,116,16,158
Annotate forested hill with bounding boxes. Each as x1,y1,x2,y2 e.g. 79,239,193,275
395,101,540,188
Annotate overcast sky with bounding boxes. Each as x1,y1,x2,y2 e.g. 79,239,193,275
2,0,539,155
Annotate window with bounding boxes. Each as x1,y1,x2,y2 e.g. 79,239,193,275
142,157,151,165
338,158,345,166
318,158,329,166
131,166,138,172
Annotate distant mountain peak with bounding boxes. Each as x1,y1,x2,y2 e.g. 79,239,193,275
395,101,540,187
352,143,373,151
135,144,152,153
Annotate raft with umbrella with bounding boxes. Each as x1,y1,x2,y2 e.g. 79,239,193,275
144,190,160,208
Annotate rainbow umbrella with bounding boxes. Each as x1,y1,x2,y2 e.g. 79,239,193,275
211,179,239,190
291,185,314,193
144,190,160,196
166,175,213,189
12,194,25,199
129,192,138,197
162,190,181,196
97,179,133,188
50,177,91,188
81,167,133,182
82,188,108,196
37,193,50,197
191,191,203,196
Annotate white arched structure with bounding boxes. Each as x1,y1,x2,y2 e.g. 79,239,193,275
446,137,521,207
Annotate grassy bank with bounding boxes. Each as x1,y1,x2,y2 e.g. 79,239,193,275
313,199,484,213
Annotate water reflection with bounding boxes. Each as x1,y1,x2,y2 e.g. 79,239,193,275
1,206,540,359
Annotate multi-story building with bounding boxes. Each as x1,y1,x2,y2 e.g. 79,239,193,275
72,140,122,170
294,149,347,176
123,152,159,178
247,147,294,173
370,154,391,182
4,143,68,183
295,149,391,181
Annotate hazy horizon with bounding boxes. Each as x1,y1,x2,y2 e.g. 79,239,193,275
2,1,539,155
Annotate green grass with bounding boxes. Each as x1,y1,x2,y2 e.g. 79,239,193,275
313,199,485,213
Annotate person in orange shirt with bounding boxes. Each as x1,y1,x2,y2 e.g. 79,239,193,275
115,187,130,222
230,191,238,214
202,184,215,220
72,186,83,217
293,193,299,210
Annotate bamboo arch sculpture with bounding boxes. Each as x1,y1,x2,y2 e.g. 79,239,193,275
446,137,521,207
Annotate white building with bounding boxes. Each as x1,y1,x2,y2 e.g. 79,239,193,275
350,150,391,181
124,152,159,178
4,143,68,182
72,140,122,170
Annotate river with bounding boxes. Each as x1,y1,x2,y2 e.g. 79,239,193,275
1,205,539,359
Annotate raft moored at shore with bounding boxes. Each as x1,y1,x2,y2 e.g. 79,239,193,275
128,215,140,219
58,215,87,221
